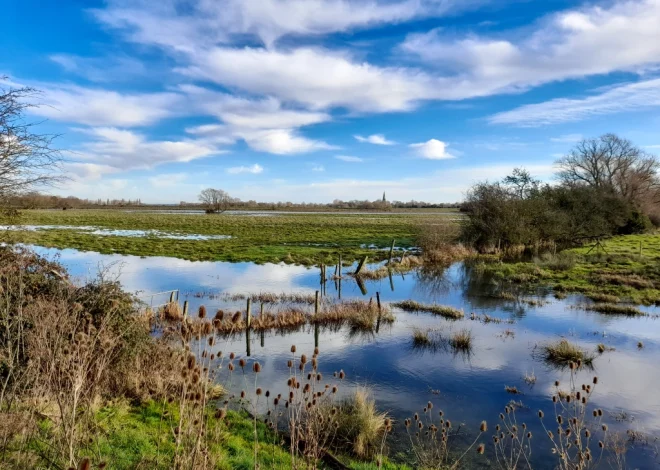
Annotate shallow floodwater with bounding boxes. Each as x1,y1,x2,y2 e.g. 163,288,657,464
33,246,660,468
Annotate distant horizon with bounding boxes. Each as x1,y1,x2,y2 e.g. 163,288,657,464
3,0,660,203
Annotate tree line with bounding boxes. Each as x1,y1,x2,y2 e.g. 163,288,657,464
461,134,659,250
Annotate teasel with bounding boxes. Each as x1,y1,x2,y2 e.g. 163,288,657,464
208,336,215,346
576,359,582,368
239,358,246,369
199,305,207,319
538,410,544,419
77,458,91,470
229,352,235,360
480,421,487,432
312,357,318,370
477,443,485,455
300,354,307,365
527,432,532,439
215,310,224,321
187,354,196,370
215,408,227,419
555,380,560,387
332,386,338,394
597,409,603,417
314,347,319,355
414,413,419,421
427,401,433,410
256,388,263,396
253,362,261,373
557,416,563,424
585,429,591,438
265,390,270,398
496,425,500,431
228,363,235,372
291,345,297,353
240,390,246,399
287,360,293,368
602,424,608,431
231,311,241,323
598,440,604,448
339,370,345,380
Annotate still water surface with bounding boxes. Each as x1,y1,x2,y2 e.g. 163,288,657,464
33,246,660,468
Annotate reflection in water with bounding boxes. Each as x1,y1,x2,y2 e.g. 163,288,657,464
31,245,660,469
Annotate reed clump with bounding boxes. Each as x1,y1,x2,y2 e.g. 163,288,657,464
587,303,644,316
311,300,393,330
587,293,621,303
158,300,183,321
542,339,594,367
449,329,473,352
393,300,464,320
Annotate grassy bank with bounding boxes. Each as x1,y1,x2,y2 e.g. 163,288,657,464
476,232,660,305
1,209,459,265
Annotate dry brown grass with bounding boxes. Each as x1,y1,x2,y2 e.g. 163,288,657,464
587,303,644,316
393,300,464,320
542,339,594,367
598,273,655,289
312,300,394,330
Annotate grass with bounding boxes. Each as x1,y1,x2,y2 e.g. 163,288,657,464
449,329,473,351
412,328,431,345
335,388,390,460
586,303,645,316
542,339,595,367
392,300,464,320
29,399,407,470
476,232,660,305
1,209,458,265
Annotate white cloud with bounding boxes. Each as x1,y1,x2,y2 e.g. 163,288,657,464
239,129,335,155
354,134,395,145
33,84,182,127
226,164,264,174
68,127,220,176
94,0,478,48
550,134,583,143
335,155,364,162
50,54,147,82
401,0,660,99
409,139,455,160
489,78,660,126
311,165,325,172
179,46,438,113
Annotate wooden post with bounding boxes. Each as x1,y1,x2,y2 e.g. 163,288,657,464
356,276,367,296
376,292,381,313
260,330,265,348
355,255,368,275
260,302,264,318
246,328,251,357
388,239,396,264
246,298,252,329
314,323,319,349
169,291,175,303
388,269,395,292
338,277,342,300
183,300,189,316
338,254,342,278
315,290,320,315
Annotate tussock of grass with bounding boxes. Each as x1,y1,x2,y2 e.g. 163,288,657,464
158,301,182,321
393,300,464,320
335,388,390,460
312,300,394,330
542,339,594,367
424,243,475,265
355,256,423,280
597,343,615,354
598,274,654,290
587,293,621,303
220,292,317,305
587,303,644,316
469,312,514,324
412,328,431,345
449,329,473,351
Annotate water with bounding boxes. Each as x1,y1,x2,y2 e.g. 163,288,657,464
0,225,231,240
32,246,660,468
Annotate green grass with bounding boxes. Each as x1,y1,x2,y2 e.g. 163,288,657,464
21,399,411,470
476,232,660,305
542,339,594,367
586,303,644,316
1,209,457,265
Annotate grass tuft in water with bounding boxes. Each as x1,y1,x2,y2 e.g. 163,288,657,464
393,300,464,320
542,339,594,367
587,303,644,316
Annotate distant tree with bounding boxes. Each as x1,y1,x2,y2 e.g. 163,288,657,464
556,133,660,206
198,188,232,213
1,78,62,204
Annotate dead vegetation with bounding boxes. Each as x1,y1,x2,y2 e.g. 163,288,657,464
393,300,464,320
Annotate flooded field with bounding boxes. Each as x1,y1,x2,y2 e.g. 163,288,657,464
34,245,660,468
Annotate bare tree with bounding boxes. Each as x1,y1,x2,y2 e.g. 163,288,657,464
1,78,62,203
198,188,232,213
502,168,540,200
556,133,660,205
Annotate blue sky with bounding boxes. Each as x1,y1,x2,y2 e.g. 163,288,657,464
3,0,660,203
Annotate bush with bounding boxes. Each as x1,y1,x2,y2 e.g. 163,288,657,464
617,210,653,235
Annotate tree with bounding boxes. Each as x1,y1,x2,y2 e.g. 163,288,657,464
198,188,232,213
1,78,62,203
556,133,660,206
502,168,540,200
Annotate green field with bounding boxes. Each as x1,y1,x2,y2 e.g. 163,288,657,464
2,209,459,265
478,232,660,305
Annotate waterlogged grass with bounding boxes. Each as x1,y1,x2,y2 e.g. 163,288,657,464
393,300,464,319
476,232,660,305
1,209,457,265
586,303,644,316
542,339,595,367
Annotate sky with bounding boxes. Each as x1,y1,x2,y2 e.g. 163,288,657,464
3,0,660,204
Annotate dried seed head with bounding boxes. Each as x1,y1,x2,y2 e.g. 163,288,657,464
538,410,544,419
593,376,598,385
215,408,227,419
215,310,224,321
198,305,207,319
253,362,261,373
477,443,485,455
256,388,263,396
230,352,235,360
291,345,297,353
597,409,603,417
555,380,560,387
602,424,608,431
427,401,433,410
300,354,307,364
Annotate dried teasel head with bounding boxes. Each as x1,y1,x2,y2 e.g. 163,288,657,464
480,421,487,432
239,359,246,369
538,410,544,419
477,443,485,455
198,305,207,319
253,362,261,373
300,354,307,365
291,345,297,353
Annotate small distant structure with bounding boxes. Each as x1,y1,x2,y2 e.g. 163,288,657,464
382,192,386,202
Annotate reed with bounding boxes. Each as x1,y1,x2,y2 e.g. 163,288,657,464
393,300,464,320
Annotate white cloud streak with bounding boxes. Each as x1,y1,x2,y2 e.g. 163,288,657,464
226,164,264,174
409,139,455,160
354,134,395,145
489,78,660,126
335,155,364,162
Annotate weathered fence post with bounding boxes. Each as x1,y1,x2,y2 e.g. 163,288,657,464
338,254,342,278
388,239,396,264
246,298,252,329
315,290,320,315
183,301,189,316
355,255,368,275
